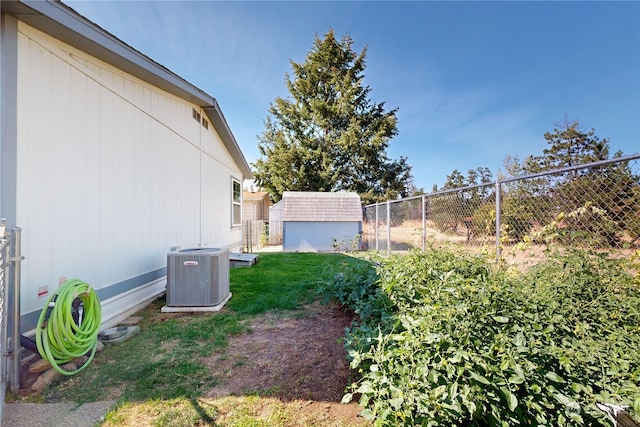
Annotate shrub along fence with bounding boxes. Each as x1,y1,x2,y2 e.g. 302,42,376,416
363,154,640,259
327,248,640,426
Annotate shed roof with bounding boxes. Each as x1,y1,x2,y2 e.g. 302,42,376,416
282,192,363,222
3,0,252,179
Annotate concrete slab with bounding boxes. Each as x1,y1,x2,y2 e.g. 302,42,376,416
160,292,232,313
256,245,282,253
229,253,258,267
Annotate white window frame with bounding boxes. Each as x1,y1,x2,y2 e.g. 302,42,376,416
231,177,242,227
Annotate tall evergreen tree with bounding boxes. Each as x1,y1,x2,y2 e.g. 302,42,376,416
253,29,413,204
442,170,465,189
535,117,610,171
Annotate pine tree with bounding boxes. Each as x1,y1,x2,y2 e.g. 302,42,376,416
537,117,610,171
253,29,413,204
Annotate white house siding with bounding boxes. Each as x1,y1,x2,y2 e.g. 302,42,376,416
283,222,362,252
15,22,243,331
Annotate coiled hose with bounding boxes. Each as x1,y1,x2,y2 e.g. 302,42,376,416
35,279,101,376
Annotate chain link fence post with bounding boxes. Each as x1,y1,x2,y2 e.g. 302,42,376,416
0,220,9,424
422,195,427,251
9,227,23,393
495,180,502,261
374,203,379,251
386,201,391,256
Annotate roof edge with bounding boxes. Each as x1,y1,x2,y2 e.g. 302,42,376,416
203,104,253,178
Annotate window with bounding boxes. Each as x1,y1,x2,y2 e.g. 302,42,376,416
201,118,209,129
232,178,241,227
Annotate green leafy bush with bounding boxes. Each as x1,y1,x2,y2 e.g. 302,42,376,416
318,256,395,355
325,249,640,426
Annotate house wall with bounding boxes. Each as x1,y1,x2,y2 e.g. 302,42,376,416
283,221,361,252
261,200,271,220
14,22,243,331
243,200,266,221
242,192,272,222
268,201,283,245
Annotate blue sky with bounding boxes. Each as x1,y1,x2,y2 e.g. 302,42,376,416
65,1,640,191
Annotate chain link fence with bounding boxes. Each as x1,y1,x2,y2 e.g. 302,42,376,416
363,154,640,263
0,222,10,423
0,223,23,426
243,220,268,253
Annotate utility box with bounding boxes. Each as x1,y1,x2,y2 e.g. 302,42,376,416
166,248,230,306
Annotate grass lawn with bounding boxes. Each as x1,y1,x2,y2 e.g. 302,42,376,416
226,252,356,315
27,252,369,426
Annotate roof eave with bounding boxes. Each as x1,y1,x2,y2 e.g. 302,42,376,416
203,104,253,179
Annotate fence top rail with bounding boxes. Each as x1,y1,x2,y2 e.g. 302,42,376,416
364,182,495,209
498,153,640,185
363,153,640,208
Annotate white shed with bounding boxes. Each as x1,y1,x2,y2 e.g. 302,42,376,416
282,192,363,252
0,2,252,333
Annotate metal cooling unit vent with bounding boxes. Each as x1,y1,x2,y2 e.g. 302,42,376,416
166,247,230,306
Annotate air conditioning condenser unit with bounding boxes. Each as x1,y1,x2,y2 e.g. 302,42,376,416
166,247,230,307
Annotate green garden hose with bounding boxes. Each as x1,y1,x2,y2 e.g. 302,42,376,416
35,279,102,376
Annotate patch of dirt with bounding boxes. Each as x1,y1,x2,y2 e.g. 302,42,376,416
205,302,353,401
203,302,367,423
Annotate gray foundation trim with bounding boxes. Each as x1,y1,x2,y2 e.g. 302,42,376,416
96,268,166,301
20,267,167,332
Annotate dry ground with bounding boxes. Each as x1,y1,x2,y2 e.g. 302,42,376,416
200,301,370,426
206,302,353,402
